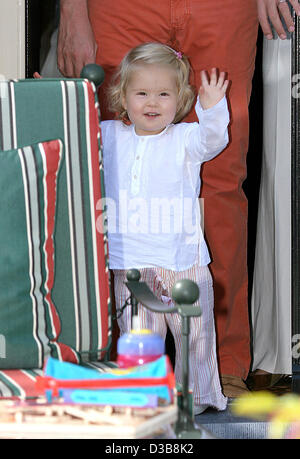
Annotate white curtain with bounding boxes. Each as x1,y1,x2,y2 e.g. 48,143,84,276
0,0,25,78
251,35,292,375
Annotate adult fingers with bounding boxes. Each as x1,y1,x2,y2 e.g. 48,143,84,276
57,20,97,77
278,1,295,33
257,0,286,39
289,0,300,15
257,0,274,38
57,44,96,78
57,30,75,77
267,0,288,38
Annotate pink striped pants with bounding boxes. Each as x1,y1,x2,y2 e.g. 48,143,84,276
113,265,227,410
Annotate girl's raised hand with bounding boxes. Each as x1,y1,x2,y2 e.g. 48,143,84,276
198,68,229,110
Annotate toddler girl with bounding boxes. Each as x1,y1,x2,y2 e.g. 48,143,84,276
101,42,229,414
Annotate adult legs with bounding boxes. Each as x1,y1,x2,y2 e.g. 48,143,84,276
171,0,258,381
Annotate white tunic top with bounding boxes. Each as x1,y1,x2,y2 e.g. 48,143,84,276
101,96,229,271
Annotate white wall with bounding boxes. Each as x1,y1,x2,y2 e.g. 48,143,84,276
0,0,25,79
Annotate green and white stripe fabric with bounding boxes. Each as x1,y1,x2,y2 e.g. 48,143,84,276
0,78,111,368
0,140,63,368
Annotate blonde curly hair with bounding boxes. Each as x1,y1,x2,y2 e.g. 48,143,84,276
107,42,195,124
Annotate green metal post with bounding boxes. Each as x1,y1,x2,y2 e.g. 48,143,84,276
181,315,190,420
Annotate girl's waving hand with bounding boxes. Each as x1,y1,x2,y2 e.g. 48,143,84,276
199,68,229,110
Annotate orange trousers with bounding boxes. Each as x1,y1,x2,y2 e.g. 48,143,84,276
88,0,258,379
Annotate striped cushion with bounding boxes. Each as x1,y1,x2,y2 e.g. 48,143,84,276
0,79,111,365
0,369,44,398
0,361,117,398
0,140,64,369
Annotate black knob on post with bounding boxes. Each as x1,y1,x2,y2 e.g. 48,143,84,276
171,279,199,305
126,269,141,282
80,64,105,87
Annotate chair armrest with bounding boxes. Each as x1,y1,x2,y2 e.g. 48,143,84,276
125,269,202,318
125,280,178,314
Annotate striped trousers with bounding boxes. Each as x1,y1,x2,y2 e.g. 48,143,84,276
113,265,227,410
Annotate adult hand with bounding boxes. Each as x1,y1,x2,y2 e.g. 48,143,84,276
57,0,97,77
257,0,300,39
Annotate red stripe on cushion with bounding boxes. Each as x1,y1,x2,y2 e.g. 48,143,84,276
41,140,79,364
86,83,110,354
42,140,63,339
42,140,82,364
56,343,80,364
1,370,41,398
